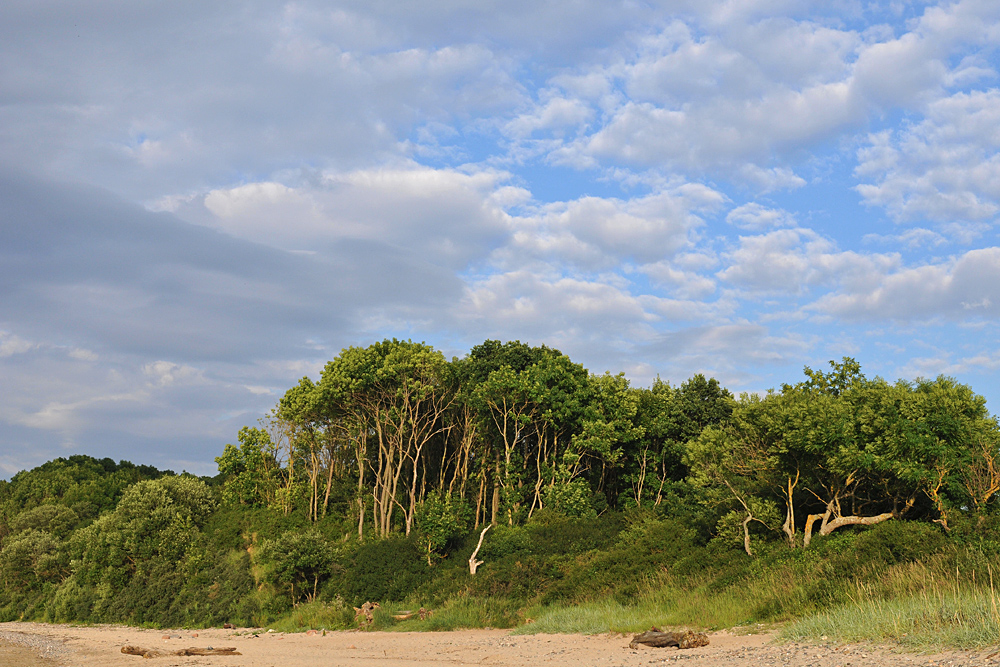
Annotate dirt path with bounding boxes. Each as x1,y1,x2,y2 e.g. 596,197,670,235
1,622,998,667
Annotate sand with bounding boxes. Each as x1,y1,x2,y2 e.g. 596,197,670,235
1,622,999,667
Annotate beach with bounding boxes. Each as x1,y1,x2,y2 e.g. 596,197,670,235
1,622,998,667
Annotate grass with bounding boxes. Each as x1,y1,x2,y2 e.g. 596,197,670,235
784,564,1000,650
266,600,355,633
515,571,790,635
394,596,522,631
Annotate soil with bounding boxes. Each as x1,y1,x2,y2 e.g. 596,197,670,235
1,622,999,667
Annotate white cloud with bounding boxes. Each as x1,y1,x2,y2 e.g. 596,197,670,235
142,361,204,387
640,261,718,299
5,1,1000,475
531,0,1000,184
189,164,512,268
737,164,807,191
813,246,1000,320
642,322,813,382
68,348,98,361
0,331,35,357
504,97,593,139
718,228,900,293
503,185,724,271
855,89,1000,228
725,202,797,230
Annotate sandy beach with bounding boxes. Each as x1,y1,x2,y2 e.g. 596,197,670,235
2,622,999,667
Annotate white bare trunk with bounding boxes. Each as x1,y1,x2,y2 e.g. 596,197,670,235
468,525,491,575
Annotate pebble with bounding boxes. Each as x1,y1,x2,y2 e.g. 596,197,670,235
0,630,69,664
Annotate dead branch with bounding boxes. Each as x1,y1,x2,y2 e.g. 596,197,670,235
469,524,491,575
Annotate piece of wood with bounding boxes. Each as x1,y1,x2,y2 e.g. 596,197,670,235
629,629,709,650
176,647,241,656
121,645,241,658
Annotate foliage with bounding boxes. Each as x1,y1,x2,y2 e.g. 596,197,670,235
414,492,473,565
257,530,335,606
215,426,279,508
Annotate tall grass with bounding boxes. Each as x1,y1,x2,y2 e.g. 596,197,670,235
784,562,1000,650
517,567,804,635
267,599,355,632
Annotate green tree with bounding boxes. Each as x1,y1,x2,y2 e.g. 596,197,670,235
71,476,215,592
257,530,334,606
215,426,279,508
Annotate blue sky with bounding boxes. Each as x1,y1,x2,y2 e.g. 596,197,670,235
2,0,1000,477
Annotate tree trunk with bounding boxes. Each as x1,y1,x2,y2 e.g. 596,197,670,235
820,511,895,535
781,471,799,548
468,524,491,575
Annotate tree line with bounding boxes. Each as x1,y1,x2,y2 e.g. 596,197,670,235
217,340,999,558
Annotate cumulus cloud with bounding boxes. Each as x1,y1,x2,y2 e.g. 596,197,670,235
186,164,511,269
501,184,725,271
0,331,35,357
718,227,900,293
812,247,1000,321
4,1,1000,475
725,203,797,230
641,322,812,385
855,89,1000,229
532,0,1000,183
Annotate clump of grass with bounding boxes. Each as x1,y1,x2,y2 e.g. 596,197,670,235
515,576,764,635
267,599,355,633
783,565,1000,650
427,596,521,630
390,596,522,631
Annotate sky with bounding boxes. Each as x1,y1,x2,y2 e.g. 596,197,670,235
2,0,1000,478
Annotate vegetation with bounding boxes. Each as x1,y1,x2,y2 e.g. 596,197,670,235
1,339,999,651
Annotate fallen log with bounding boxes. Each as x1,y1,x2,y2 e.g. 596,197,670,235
629,629,709,650
122,645,241,658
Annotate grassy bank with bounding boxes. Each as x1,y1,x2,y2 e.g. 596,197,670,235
254,515,1000,652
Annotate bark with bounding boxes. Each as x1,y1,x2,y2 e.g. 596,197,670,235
802,511,827,548
819,511,895,535
802,487,910,547
962,439,1000,513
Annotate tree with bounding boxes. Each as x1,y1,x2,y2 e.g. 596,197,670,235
257,530,334,606
215,426,279,508
314,339,455,537
71,476,215,591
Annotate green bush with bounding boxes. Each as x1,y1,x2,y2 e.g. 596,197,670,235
330,537,433,606
257,530,335,607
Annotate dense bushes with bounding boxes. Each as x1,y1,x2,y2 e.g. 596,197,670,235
0,458,997,633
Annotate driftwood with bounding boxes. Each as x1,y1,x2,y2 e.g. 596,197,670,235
354,601,380,627
392,607,432,621
629,629,709,650
122,645,241,658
